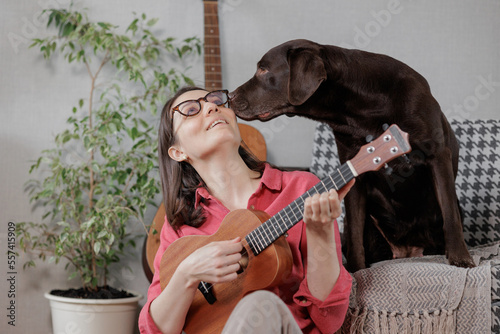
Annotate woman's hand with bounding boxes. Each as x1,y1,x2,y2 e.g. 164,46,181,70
177,237,243,289
303,179,355,231
302,179,355,301
150,238,242,334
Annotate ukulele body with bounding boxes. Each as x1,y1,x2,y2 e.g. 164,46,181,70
159,209,293,334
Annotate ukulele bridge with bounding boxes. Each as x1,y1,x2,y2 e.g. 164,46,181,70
198,281,217,305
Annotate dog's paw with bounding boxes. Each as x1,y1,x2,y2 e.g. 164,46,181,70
448,254,476,268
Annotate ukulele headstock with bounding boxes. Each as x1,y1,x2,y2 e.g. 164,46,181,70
349,124,411,176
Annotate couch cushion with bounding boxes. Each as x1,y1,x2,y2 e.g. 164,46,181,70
451,119,500,246
310,122,346,231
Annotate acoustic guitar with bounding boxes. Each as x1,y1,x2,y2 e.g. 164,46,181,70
143,0,267,281
159,124,411,334
202,0,266,161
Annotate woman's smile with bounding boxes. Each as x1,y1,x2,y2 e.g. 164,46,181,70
206,118,229,131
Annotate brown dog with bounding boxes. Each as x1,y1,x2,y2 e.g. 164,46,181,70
230,39,475,272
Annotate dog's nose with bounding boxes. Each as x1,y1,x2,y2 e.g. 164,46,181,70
228,91,249,112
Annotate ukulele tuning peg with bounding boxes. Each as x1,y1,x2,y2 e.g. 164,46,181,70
384,163,393,175
382,123,389,131
365,134,374,143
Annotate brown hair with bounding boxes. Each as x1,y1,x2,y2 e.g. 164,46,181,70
158,86,265,231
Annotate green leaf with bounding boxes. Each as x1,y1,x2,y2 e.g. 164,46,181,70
76,50,85,62
183,75,195,86
146,18,158,27
131,139,146,150
94,242,101,254
91,161,100,173
126,18,139,33
60,22,75,37
129,127,139,140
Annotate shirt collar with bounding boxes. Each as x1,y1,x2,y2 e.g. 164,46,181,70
259,163,283,192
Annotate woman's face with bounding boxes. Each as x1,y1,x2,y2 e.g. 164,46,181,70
168,89,241,162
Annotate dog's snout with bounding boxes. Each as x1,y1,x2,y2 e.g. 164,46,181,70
228,91,249,112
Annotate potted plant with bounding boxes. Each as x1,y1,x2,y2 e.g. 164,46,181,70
16,6,201,334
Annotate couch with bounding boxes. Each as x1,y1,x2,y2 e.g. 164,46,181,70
310,119,500,333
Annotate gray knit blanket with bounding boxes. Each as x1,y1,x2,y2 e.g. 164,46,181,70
338,242,500,334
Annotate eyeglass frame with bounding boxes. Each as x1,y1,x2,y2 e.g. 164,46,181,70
170,90,230,124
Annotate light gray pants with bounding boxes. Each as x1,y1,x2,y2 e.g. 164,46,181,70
221,290,303,334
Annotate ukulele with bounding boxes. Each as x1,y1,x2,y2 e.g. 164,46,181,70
159,124,411,334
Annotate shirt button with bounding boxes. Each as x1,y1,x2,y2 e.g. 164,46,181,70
250,205,255,209
301,299,307,304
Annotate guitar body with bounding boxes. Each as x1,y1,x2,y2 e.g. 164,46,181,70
159,209,293,334
141,0,267,282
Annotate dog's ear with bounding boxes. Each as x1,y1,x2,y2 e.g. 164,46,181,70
287,48,327,106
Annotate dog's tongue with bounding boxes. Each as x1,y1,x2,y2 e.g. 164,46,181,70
259,112,271,119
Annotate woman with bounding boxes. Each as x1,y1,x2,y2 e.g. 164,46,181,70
139,86,353,334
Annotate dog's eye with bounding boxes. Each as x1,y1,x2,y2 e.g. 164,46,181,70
257,67,268,76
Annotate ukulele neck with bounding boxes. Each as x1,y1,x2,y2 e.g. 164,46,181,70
245,123,411,256
245,163,355,256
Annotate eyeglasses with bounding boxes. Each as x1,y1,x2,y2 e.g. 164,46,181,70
171,90,230,118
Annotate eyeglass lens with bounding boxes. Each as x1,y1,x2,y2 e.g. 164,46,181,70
177,91,228,116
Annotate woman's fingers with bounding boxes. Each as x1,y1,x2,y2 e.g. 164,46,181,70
184,237,243,284
203,241,243,283
211,237,243,256
304,193,332,223
303,180,354,226
210,262,242,282
303,179,356,224
328,189,342,218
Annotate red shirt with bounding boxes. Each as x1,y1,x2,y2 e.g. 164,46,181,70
139,164,352,334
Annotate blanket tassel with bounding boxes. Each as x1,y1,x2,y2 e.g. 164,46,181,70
342,307,457,333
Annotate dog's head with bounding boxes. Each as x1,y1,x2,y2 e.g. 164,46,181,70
230,39,328,121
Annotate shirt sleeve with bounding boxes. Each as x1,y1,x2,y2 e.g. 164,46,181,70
293,214,352,333
293,267,352,333
138,218,181,334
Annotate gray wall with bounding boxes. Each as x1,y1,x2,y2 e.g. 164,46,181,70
1,0,499,333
